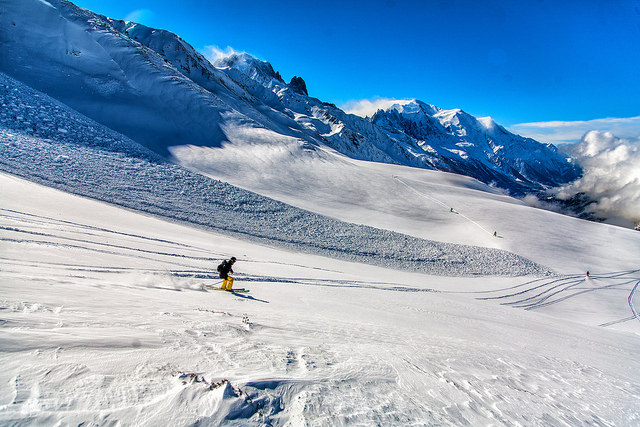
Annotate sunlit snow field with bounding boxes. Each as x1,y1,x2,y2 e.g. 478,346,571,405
1,172,639,425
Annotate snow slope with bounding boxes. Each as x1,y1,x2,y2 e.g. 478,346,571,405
1,65,640,426
1,172,639,426
0,0,253,154
0,72,546,277
172,124,639,275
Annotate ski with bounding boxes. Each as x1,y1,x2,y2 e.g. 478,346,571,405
227,288,250,293
206,286,250,293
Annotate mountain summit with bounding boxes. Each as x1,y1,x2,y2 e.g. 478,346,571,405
0,0,580,195
371,100,581,194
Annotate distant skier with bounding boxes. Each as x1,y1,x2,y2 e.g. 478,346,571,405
217,257,236,291
493,231,497,237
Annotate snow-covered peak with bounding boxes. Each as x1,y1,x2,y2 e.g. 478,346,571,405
383,99,441,117
371,99,581,193
214,52,258,69
433,108,470,128
215,52,284,85
385,99,418,112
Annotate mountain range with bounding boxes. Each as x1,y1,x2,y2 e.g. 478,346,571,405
0,0,581,197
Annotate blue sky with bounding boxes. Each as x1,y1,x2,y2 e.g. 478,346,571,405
73,0,640,143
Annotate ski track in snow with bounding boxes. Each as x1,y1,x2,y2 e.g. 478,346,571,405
394,175,495,236
4,202,637,324
469,271,640,327
2,175,640,425
628,280,640,325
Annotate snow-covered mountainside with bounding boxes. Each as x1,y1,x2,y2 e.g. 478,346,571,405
0,72,547,277
1,76,639,423
2,2,640,424
372,101,581,194
1,66,639,426
0,0,291,156
209,52,581,195
0,0,580,196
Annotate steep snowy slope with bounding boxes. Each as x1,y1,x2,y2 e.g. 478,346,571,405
0,0,275,154
0,71,546,276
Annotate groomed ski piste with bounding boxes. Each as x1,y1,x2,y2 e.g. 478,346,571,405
1,72,640,425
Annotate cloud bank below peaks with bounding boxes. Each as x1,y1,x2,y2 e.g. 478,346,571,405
556,131,640,227
510,116,640,145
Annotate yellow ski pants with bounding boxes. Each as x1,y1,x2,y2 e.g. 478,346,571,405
221,276,234,290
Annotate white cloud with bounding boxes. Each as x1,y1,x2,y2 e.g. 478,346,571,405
201,46,243,65
340,98,414,118
124,9,154,25
509,116,640,145
555,130,640,225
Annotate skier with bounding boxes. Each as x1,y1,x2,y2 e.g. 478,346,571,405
217,257,236,291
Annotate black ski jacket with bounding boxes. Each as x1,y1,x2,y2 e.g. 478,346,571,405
218,260,234,279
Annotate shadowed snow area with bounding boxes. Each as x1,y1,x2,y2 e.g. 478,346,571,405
0,72,548,277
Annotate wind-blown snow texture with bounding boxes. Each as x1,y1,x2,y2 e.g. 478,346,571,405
0,0,581,196
0,72,548,276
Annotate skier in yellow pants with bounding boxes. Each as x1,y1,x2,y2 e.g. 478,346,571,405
217,257,236,291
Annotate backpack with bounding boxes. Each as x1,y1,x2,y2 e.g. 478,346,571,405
217,261,225,273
